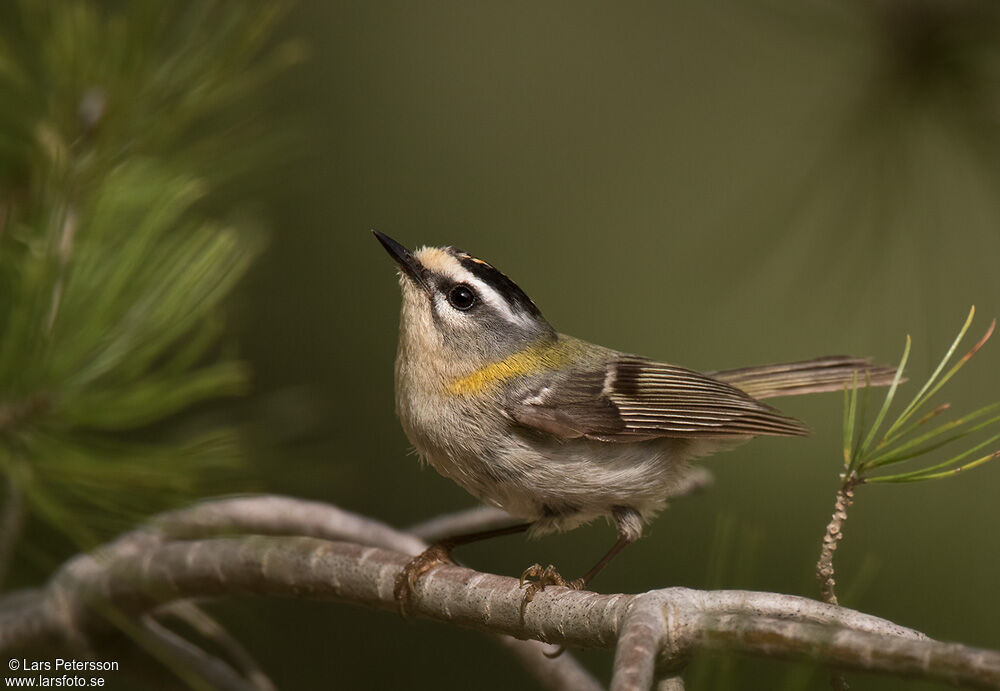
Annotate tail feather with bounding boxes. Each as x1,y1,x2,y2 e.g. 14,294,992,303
707,356,898,400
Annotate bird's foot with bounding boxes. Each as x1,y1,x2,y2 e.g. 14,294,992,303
518,563,585,617
393,542,453,616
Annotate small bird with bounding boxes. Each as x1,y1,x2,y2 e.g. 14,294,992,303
373,231,894,611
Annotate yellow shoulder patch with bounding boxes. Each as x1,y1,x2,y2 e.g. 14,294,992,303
447,340,575,395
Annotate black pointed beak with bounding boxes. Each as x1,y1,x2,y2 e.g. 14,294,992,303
372,230,431,292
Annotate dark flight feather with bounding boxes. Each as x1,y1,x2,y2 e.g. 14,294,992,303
509,355,811,442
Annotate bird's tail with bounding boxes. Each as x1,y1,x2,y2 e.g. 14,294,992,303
707,356,898,400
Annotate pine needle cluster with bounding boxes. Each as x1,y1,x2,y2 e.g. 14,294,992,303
0,1,301,548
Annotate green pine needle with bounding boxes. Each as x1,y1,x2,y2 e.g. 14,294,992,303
840,308,1000,485
0,2,296,548
866,434,1000,484
865,402,1000,469
858,334,910,458
882,306,977,442
843,371,859,469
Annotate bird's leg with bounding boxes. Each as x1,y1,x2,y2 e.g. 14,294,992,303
519,506,642,616
519,534,633,614
394,521,532,615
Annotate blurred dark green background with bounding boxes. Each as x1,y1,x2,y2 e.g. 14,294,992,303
11,1,1000,689
233,2,1000,689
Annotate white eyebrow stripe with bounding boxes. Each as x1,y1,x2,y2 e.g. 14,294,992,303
439,261,535,327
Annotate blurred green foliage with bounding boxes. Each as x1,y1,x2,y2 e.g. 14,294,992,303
0,1,300,547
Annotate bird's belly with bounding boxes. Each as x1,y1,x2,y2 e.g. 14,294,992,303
420,431,735,537
396,382,744,533
486,435,690,526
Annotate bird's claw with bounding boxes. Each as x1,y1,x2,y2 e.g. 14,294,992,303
519,563,569,589
393,543,453,616
518,563,584,618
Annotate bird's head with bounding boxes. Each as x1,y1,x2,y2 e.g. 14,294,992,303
373,231,555,374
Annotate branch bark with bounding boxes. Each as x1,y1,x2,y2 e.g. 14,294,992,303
18,496,599,691
816,473,860,690
816,474,859,607
2,496,998,690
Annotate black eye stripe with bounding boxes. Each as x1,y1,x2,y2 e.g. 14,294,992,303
455,255,542,318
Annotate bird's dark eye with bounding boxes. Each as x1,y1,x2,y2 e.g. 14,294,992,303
447,284,477,310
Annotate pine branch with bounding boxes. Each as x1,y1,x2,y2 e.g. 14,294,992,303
1,496,998,690
820,310,1000,689
0,1,301,550
8,495,601,691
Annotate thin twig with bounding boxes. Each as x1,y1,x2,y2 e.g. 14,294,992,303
495,636,603,691
816,474,859,607
158,602,277,691
816,473,860,690
408,506,516,541
139,615,262,691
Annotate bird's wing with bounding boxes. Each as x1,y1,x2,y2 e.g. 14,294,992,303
507,355,809,442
